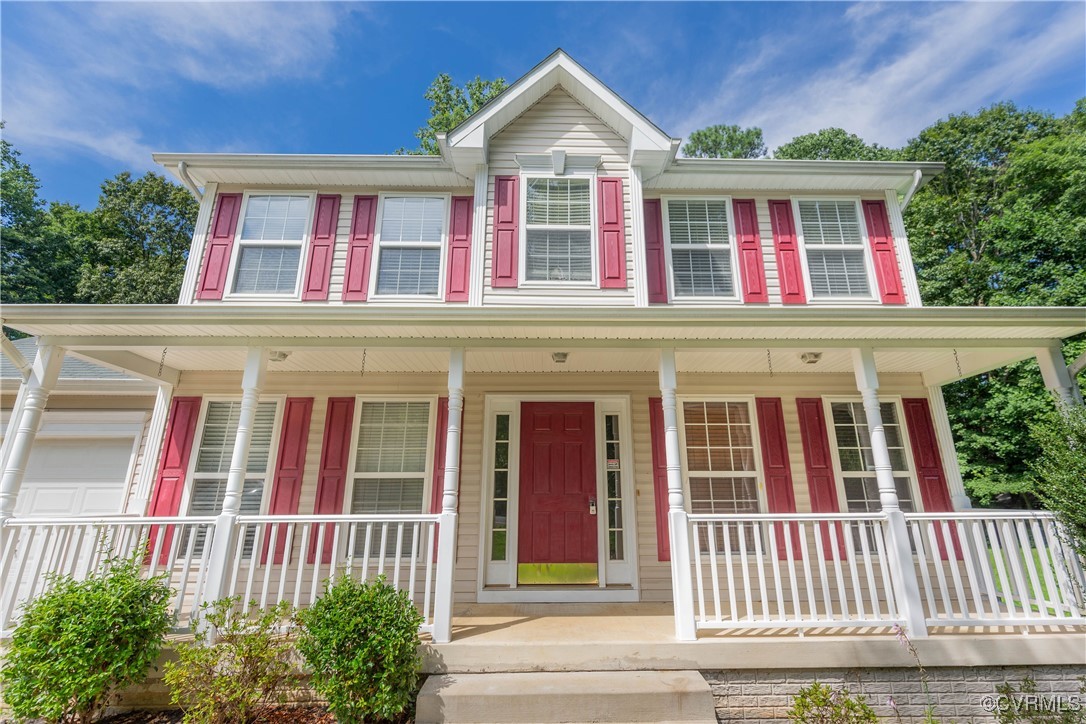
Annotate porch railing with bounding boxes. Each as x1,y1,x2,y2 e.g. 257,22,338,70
686,510,1086,635
0,513,443,637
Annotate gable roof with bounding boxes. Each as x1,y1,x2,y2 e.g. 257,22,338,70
440,49,679,176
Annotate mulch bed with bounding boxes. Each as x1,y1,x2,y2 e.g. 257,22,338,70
99,706,338,723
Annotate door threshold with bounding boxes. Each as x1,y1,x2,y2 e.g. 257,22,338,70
477,587,640,604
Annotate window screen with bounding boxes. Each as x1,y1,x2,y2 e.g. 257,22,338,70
233,195,308,294
667,199,734,297
797,200,871,298
375,197,444,295
525,178,592,282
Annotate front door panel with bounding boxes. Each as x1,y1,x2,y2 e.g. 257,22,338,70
518,402,597,584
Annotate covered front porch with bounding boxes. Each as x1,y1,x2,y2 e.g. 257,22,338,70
1,305,1084,644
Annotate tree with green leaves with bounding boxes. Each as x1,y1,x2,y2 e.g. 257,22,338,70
773,127,897,161
401,73,508,155
682,124,766,159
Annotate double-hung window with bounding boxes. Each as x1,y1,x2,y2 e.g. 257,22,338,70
187,399,279,552
796,200,873,299
524,177,593,282
232,194,311,295
374,196,445,296
349,400,434,553
828,400,915,514
665,199,737,298
681,400,761,550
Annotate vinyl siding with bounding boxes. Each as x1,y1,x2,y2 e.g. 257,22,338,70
169,369,932,605
484,87,635,306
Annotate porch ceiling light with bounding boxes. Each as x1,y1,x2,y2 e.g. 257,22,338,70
269,350,290,362
552,352,569,364
800,352,822,365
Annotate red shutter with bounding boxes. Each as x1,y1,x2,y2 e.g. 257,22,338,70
445,196,474,302
597,177,627,289
768,200,807,305
648,397,671,561
342,196,377,301
491,176,519,288
195,194,242,300
301,195,341,301
310,397,356,563
756,398,799,558
862,200,907,305
903,398,960,559
733,200,769,303
146,397,202,563
796,398,845,558
264,398,313,563
643,199,668,304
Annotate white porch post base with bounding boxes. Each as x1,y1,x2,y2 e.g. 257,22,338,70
852,348,928,638
669,509,696,641
432,511,458,643
200,511,239,623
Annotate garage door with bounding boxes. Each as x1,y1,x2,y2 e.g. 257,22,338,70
15,437,135,517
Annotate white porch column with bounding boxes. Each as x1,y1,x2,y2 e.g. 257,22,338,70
659,349,697,641
432,348,464,644
0,345,64,520
851,348,928,637
1036,344,1083,408
926,385,970,510
129,383,175,514
203,348,268,612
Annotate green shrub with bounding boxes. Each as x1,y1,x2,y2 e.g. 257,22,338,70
994,675,1086,723
1031,404,1086,562
295,575,423,722
0,552,172,723
163,598,297,724
787,681,878,724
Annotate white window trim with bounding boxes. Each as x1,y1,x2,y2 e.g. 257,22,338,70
518,170,599,289
676,396,765,515
477,394,640,603
661,195,743,304
821,396,923,513
178,395,286,518
340,395,439,517
367,192,451,301
223,191,316,301
791,197,879,305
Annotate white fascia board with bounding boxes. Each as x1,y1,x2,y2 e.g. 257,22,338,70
659,158,944,193
153,153,456,186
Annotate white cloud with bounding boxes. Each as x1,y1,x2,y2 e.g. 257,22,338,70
668,2,1085,152
2,2,353,168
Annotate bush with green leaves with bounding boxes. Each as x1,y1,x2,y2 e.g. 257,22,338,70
0,552,172,723
295,575,423,722
787,681,878,723
163,598,297,724
1031,403,1086,562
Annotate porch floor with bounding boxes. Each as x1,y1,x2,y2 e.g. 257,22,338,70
421,603,1086,674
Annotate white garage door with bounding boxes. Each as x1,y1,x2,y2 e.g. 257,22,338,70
15,438,136,517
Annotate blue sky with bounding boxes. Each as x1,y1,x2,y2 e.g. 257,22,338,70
3,1,1084,209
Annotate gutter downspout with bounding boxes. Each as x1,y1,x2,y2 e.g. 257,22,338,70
640,137,682,187
176,162,203,202
900,169,923,211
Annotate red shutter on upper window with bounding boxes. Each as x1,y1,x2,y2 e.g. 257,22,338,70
903,398,961,560
310,397,355,563
445,196,474,302
195,194,242,300
597,177,627,289
146,396,202,563
342,196,378,302
301,195,341,301
643,199,668,304
648,397,671,561
756,398,800,558
733,200,768,303
264,398,313,564
796,398,846,559
862,200,907,305
768,200,807,305
492,176,519,288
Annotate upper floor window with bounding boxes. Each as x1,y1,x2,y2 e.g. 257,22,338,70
524,177,592,283
375,196,445,296
665,198,736,298
796,200,873,300
232,195,310,295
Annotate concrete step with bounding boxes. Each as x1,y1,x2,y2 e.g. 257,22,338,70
415,670,716,724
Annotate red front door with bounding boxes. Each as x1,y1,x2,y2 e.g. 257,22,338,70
518,402,598,581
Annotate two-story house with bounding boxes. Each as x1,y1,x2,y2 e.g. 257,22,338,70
2,53,1084,712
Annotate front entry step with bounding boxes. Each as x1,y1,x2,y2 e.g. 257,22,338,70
415,670,717,723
